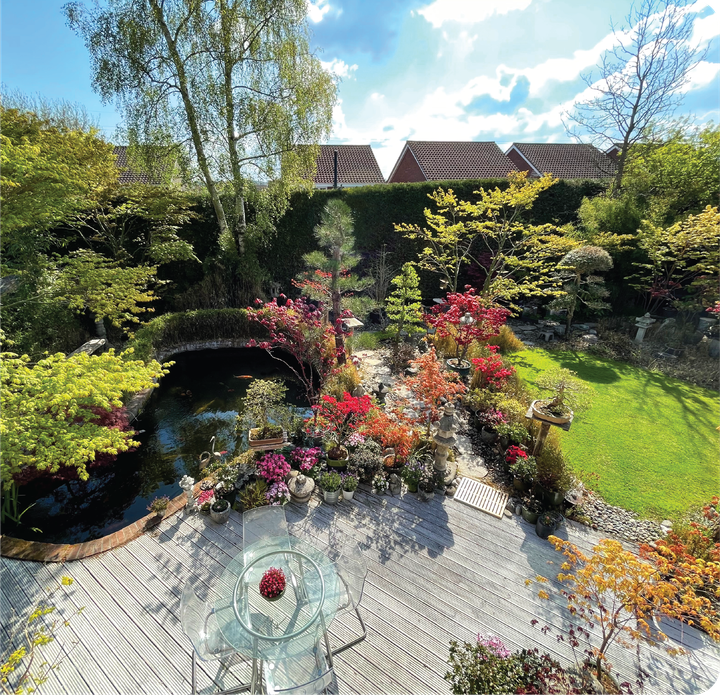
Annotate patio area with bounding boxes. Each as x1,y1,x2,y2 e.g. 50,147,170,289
2,488,719,695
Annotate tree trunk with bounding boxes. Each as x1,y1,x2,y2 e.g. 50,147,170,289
332,246,346,365
149,0,229,239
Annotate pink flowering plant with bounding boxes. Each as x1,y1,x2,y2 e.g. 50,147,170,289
196,489,215,514
479,409,506,429
289,447,322,473
471,347,516,391
257,453,291,483
266,481,291,506
259,567,286,599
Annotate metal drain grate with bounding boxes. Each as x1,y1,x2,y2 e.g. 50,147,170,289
453,477,508,519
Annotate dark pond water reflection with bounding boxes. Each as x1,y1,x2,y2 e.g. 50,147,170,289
8,349,308,544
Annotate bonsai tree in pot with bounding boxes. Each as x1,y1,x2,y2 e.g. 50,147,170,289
147,495,170,520
424,287,510,374
239,379,288,446
314,392,373,465
532,367,593,424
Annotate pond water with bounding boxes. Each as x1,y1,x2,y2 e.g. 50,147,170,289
7,348,309,544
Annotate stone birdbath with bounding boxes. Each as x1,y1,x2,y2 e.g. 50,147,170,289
287,472,315,504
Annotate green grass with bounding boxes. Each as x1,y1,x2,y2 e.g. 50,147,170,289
509,349,719,521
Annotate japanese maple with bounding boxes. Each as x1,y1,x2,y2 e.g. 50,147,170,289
471,347,516,391
400,348,466,433
247,295,338,404
311,391,373,458
425,287,510,363
364,409,419,463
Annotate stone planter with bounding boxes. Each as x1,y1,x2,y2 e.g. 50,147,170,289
323,489,341,505
210,500,231,524
530,400,572,426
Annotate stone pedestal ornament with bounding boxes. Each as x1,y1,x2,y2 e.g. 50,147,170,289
351,384,366,398
288,473,315,504
634,312,656,344
433,403,458,475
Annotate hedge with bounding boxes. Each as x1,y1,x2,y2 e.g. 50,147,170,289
267,178,608,296
127,308,267,361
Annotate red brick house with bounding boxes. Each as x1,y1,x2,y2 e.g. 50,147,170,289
387,141,519,183
313,145,385,188
505,143,616,179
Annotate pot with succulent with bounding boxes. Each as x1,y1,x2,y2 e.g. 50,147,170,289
372,473,389,495
508,453,537,493
239,379,288,449
342,472,359,501
210,498,232,524
314,392,373,469
319,471,342,505
531,367,592,426
535,510,563,539
147,496,170,526
520,496,543,524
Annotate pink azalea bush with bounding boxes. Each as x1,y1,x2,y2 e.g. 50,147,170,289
257,453,291,483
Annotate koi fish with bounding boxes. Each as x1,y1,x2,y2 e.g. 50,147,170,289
234,375,253,379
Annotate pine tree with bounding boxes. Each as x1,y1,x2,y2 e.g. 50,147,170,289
386,263,424,343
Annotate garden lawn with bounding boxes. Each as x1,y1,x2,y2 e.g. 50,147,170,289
509,348,719,521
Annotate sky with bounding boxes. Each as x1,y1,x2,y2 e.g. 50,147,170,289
2,0,718,179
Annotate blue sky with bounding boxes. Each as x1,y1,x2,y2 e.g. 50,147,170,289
2,0,718,178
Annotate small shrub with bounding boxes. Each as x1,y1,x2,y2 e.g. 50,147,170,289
319,471,342,492
240,480,268,510
386,341,416,373
322,363,361,400
486,325,525,353
147,496,170,515
535,439,573,493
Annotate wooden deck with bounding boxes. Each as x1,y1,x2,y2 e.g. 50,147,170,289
2,489,719,695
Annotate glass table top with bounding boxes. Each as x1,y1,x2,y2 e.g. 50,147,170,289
214,535,341,661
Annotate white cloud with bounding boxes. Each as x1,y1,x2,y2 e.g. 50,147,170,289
320,59,358,78
307,0,330,23
692,12,719,43
370,92,385,100
679,60,720,91
418,0,532,29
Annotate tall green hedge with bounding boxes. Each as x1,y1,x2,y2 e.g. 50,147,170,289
267,178,607,296
127,308,267,361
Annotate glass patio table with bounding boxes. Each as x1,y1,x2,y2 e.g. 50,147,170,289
214,535,341,663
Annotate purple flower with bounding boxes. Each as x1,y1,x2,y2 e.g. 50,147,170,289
266,481,290,506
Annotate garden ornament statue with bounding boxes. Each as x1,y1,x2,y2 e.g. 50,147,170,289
179,475,195,512
375,382,390,404
634,312,656,344
288,473,315,504
352,384,366,398
433,403,458,474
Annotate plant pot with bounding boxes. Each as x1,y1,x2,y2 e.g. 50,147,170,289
521,505,540,524
419,487,435,501
327,447,349,469
480,426,498,444
530,400,572,426
342,489,355,501
512,477,529,493
498,435,510,449
536,512,563,539
537,484,565,508
323,489,341,505
446,358,471,378
406,480,418,493
210,501,231,524
262,588,286,602
248,428,285,449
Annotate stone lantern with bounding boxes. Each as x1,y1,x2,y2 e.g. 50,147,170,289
179,475,195,512
433,403,458,484
634,312,656,344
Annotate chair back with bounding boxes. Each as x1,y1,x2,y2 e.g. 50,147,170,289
243,506,290,553
264,642,333,695
336,540,368,608
180,578,216,660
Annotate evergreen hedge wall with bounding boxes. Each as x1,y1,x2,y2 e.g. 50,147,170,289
266,178,607,296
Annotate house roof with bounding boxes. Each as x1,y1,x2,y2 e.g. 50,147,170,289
391,141,519,181
314,145,385,185
113,146,158,185
507,143,616,179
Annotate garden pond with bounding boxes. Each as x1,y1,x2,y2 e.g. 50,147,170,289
6,348,309,544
